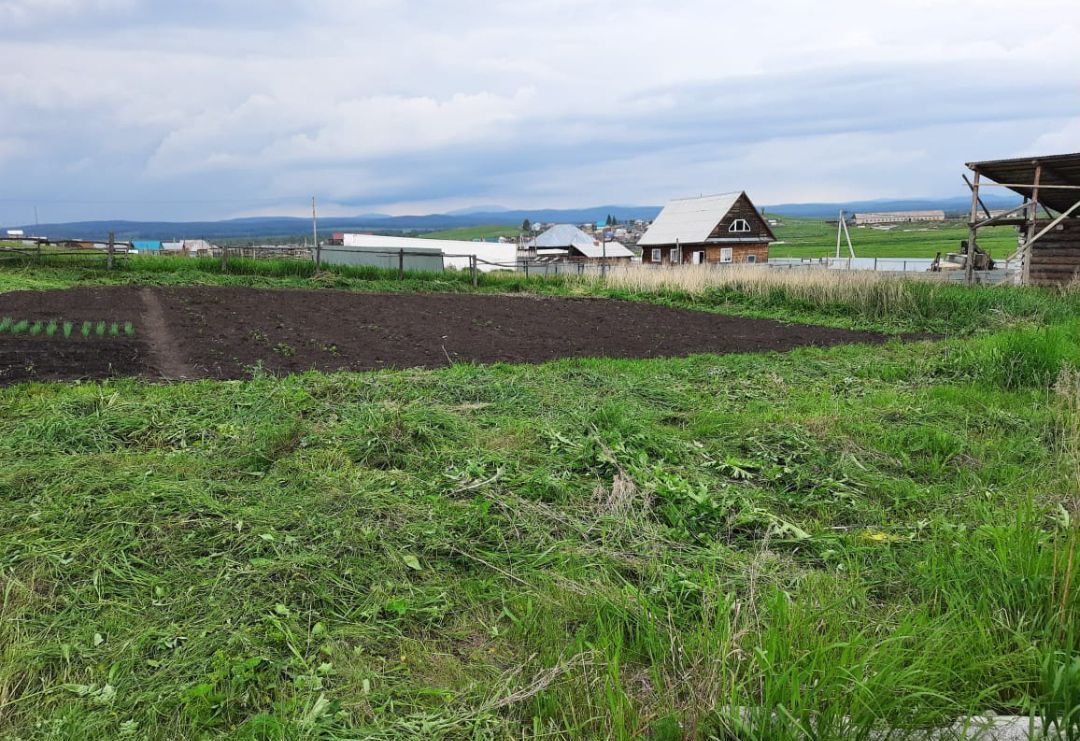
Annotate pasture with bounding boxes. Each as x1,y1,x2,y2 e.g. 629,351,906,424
0,259,1077,739
768,217,1020,259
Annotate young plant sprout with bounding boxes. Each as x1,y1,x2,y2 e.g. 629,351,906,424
46,321,58,337
123,322,135,337
95,321,106,337
29,321,43,336
109,323,119,337
13,320,29,334
0,317,11,333
81,321,91,338
63,322,73,338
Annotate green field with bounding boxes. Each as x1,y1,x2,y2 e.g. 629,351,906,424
418,217,1023,261
421,225,522,242
769,217,1019,259
0,259,1078,738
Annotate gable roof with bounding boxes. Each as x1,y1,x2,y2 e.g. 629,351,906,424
638,192,742,246
530,224,596,249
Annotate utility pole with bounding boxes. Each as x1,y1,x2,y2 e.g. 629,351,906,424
312,196,321,268
835,210,855,262
602,231,608,278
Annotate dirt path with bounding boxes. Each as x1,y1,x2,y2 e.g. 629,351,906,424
139,288,192,379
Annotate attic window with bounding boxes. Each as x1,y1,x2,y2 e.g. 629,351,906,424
729,219,751,233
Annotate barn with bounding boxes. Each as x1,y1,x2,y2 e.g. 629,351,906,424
964,153,1080,286
638,192,775,266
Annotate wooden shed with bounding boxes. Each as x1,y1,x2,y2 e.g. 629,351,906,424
964,153,1080,286
638,192,775,266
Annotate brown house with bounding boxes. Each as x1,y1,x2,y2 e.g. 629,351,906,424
638,192,775,265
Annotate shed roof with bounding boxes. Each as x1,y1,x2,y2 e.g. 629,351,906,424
637,192,741,246
967,152,1080,215
573,241,634,259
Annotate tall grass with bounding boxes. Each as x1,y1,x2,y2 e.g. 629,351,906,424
587,264,1080,333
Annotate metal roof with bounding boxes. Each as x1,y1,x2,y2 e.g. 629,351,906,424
573,241,634,259
967,152,1080,215
530,224,595,249
637,192,742,246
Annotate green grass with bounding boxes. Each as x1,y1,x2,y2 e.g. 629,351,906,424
0,334,1077,738
0,258,1078,737
421,225,522,242
770,216,1019,259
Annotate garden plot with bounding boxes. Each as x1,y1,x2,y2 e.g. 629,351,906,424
0,285,892,383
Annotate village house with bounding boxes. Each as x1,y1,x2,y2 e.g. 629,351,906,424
638,192,775,265
526,224,635,264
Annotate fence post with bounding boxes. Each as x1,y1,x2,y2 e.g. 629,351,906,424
903,260,907,272
524,261,529,279
107,232,115,270
470,255,478,287
873,257,878,271
220,244,228,273
399,249,405,279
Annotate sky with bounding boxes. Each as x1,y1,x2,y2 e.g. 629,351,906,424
0,0,1078,224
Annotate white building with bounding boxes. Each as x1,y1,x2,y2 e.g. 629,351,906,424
339,233,517,272
853,210,946,226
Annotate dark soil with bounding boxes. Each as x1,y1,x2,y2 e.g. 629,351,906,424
0,286,892,383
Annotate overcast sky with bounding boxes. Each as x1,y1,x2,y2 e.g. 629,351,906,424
1,0,1078,223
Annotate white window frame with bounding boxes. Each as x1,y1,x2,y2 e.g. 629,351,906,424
729,219,751,233
692,251,704,265
651,248,661,263
720,247,733,263
670,247,681,264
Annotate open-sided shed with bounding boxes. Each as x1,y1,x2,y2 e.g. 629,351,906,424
964,152,1080,286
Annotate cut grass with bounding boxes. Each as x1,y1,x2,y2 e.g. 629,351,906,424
0,251,1078,737
0,330,1077,738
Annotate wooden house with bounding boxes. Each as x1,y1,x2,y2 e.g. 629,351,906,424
638,192,775,266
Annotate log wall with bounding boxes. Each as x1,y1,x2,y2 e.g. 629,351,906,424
1028,219,1080,287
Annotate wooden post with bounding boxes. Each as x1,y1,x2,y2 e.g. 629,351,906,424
1022,163,1042,286
966,170,980,285
471,255,478,287
398,249,405,279
107,232,115,270
524,260,530,278
220,244,228,273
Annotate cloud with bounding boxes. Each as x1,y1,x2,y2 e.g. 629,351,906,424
0,0,134,27
0,0,1078,224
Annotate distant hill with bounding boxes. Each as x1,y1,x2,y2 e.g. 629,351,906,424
5,196,1022,241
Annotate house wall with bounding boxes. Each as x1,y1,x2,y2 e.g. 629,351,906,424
1027,218,1080,287
642,243,769,265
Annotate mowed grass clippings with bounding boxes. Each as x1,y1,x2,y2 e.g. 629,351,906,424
0,332,1078,738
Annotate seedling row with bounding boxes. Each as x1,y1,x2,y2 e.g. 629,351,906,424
0,318,135,339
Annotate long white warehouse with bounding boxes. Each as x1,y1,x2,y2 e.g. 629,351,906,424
338,233,517,272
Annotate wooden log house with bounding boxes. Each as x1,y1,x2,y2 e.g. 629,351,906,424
638,192,775,266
